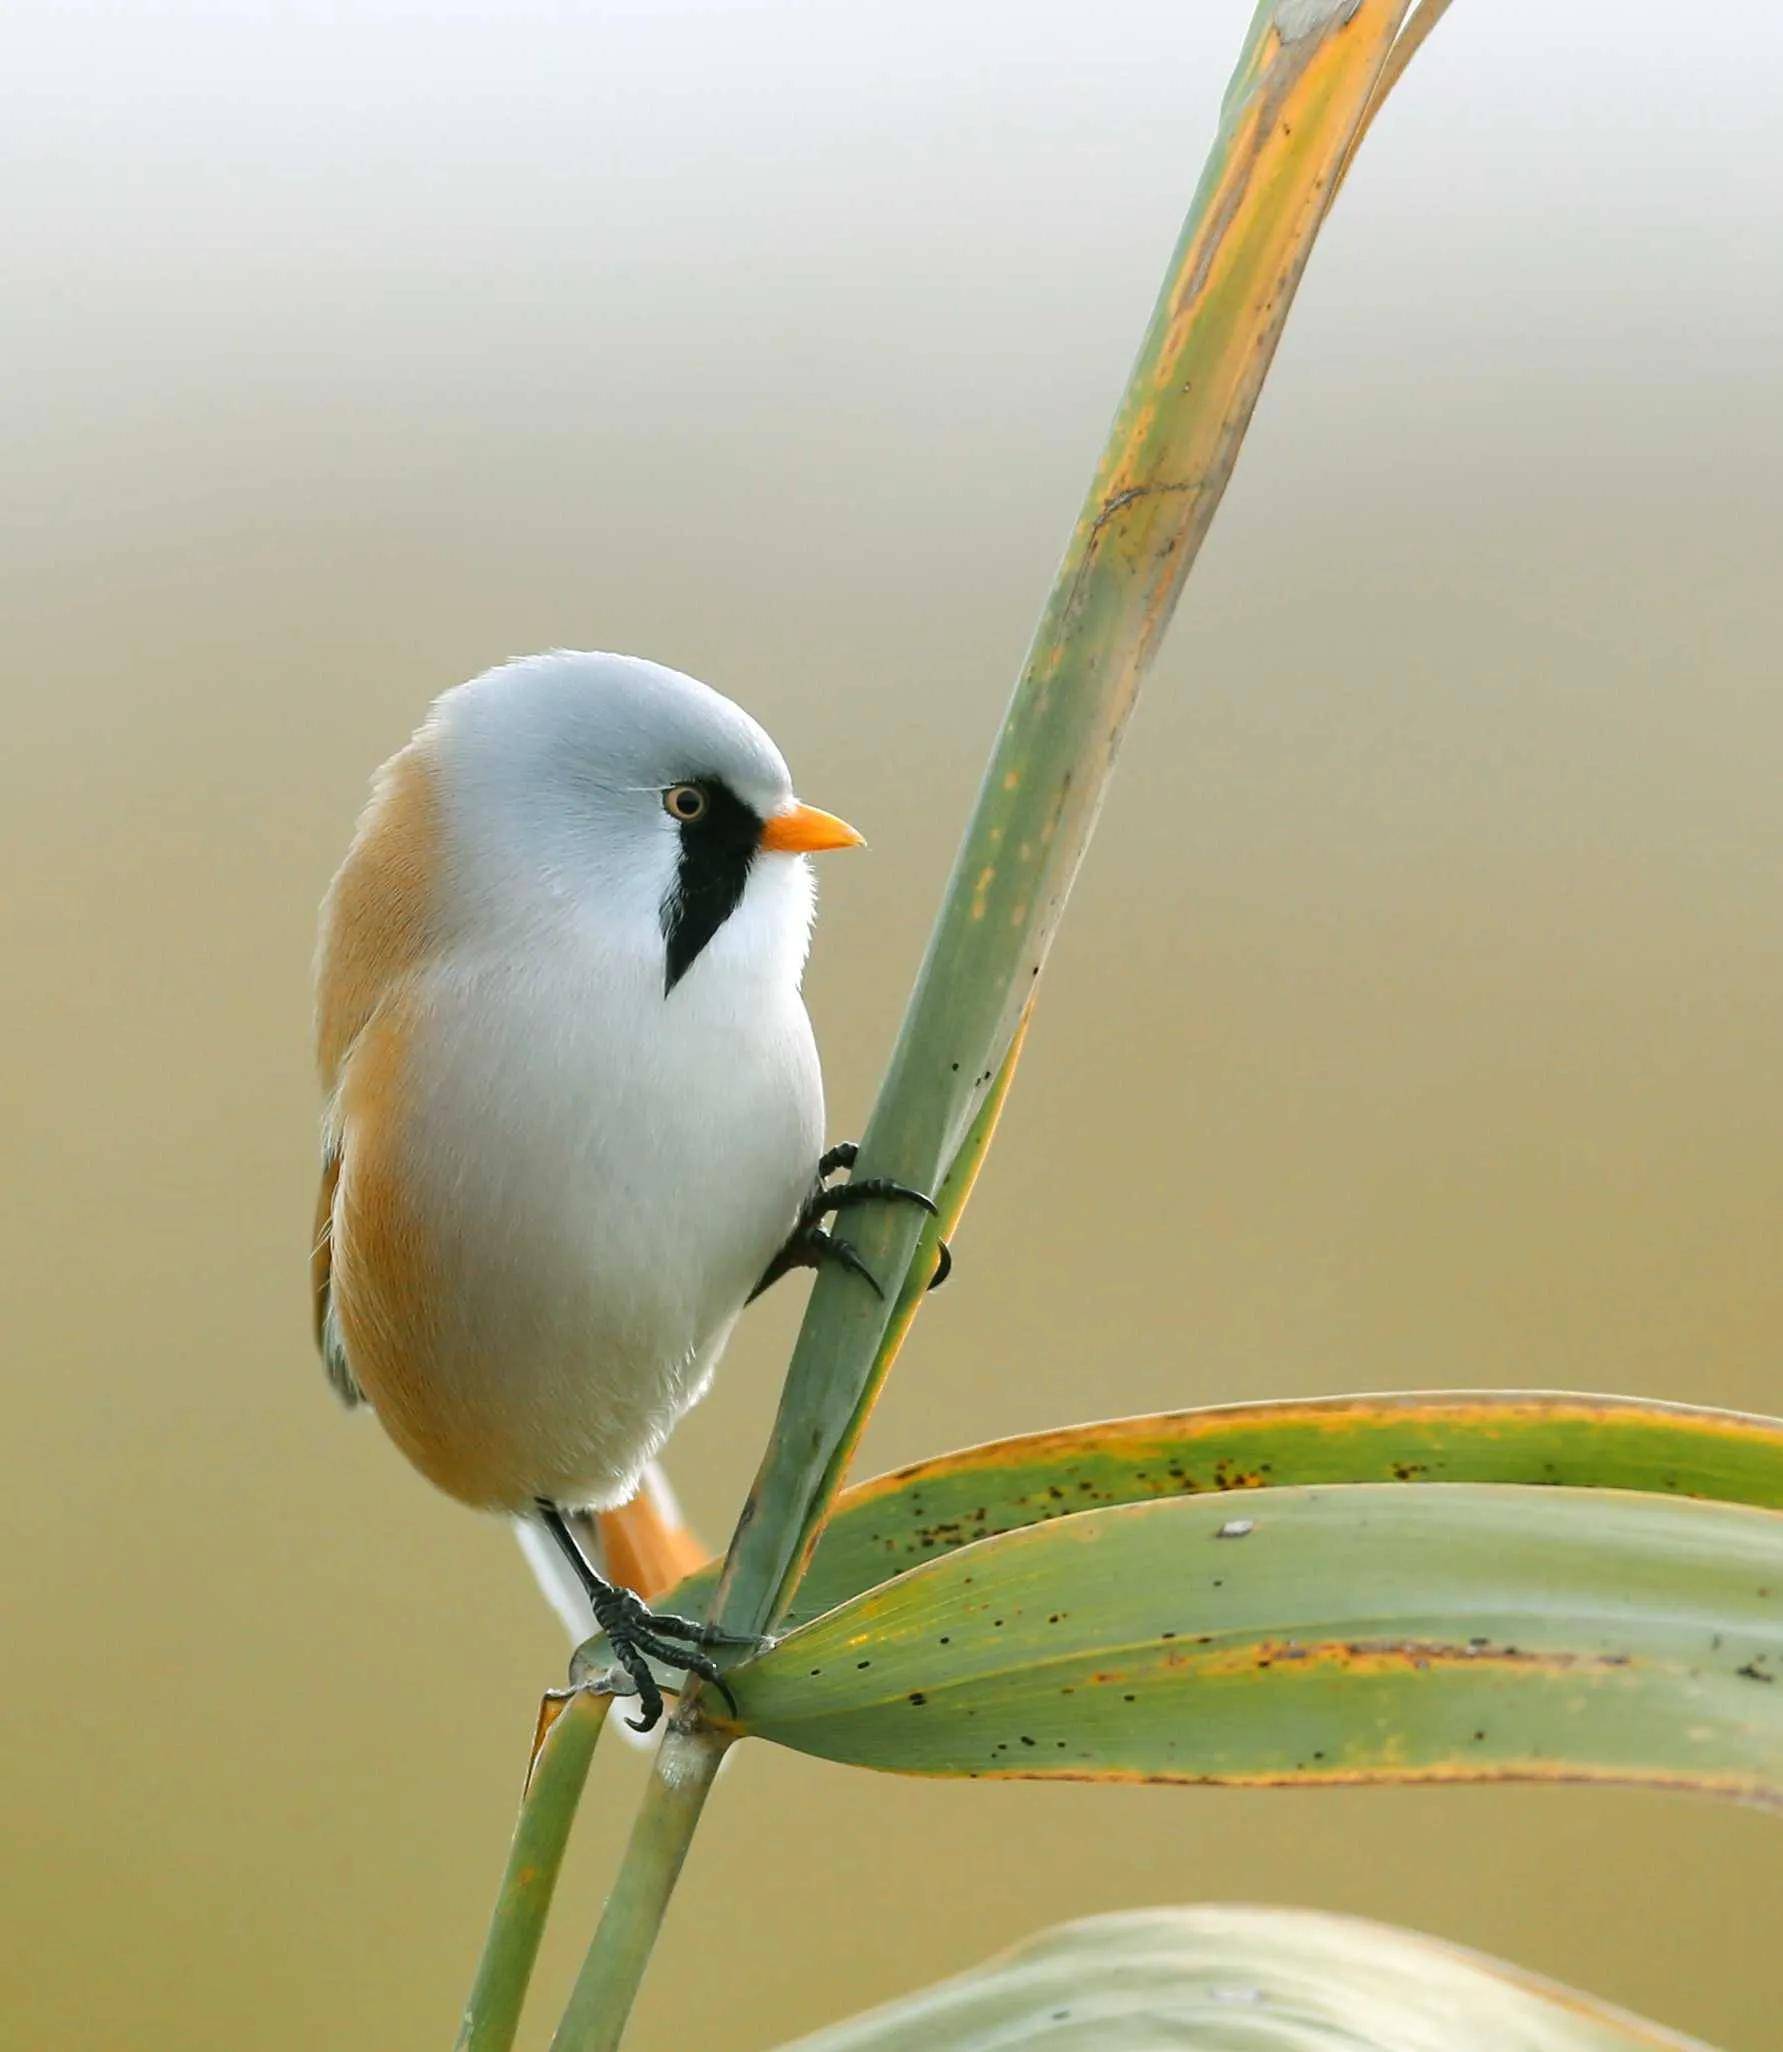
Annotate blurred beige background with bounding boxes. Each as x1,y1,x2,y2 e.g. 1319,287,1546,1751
4,3,1780,2046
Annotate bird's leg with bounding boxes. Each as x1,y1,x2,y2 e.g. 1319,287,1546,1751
534,1501,750,1733
748,1142,953,1302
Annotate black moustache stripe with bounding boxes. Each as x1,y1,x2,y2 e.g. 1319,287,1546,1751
661,779,764,993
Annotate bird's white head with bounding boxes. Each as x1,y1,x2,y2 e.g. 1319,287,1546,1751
422,650,862,993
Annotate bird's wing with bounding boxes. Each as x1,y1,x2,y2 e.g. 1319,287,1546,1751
310,736,443,1408
311,1146,361,1405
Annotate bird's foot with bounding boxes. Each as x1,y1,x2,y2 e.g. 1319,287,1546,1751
536,1501,764,1733
588,1583,761,1733
752,1143,952,1301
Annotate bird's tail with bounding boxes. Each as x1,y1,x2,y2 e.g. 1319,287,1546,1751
514,1461,708,1643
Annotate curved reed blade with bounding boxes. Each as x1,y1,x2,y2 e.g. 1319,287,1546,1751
770,1904,1718,2052
707,0,1416,1645
720,1485,1783,1803
660,1392,1783,1630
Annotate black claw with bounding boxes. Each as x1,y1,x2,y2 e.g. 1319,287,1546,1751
749,1142,955,1304
620,1658,665,1733
618,1626,741,1721
816,1229,884,1298
809,1176,938,1222
695,1624,774,1654
609,1604,766,1656
593,1592,666,1730
662,1643,739,1720
619,1605,714,1643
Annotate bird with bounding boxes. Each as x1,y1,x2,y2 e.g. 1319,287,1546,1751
310,650,941,1728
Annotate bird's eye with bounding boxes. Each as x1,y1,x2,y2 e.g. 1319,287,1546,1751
663,783,708,823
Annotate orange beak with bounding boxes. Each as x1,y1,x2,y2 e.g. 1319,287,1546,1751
759,802,865,855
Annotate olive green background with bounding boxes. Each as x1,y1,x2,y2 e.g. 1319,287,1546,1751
4,4,1778,2047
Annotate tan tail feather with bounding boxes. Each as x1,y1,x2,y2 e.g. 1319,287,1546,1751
595,1485,707,1601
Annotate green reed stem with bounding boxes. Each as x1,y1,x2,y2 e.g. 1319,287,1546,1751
545,1728,729,2052
456,1687,613,2052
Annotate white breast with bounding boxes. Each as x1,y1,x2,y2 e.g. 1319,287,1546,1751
396,879,823,1511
